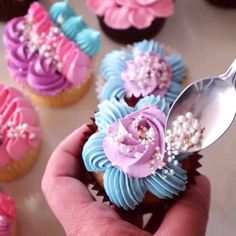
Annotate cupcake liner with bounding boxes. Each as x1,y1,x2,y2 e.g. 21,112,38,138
0,0,37,22
0,148,40,182
80,123,203,210
206,0,236,7
27,75,93,108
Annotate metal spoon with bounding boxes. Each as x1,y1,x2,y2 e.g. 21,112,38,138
166,59,236,153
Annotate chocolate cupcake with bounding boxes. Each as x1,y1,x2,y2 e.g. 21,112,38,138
0,0,37,22
87,0,174,44
206,0,236,8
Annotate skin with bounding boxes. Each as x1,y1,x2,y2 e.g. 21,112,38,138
42,124,211,236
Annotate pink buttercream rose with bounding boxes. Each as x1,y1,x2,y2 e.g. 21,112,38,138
87,0,174,29
103,105,166,178
0,193,16,218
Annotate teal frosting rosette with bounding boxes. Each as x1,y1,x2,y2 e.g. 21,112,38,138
99,40,187,104
82,96,194,210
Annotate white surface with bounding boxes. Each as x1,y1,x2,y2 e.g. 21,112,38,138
0,0,236,235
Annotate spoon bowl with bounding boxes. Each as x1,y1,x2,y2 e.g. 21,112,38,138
166,60,236,153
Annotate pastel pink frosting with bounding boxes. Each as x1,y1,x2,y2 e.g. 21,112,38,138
122,51,173,97
0,192,16,236
87,0,174,29
0,84,41,167
103,105,166,178
3,3,91,95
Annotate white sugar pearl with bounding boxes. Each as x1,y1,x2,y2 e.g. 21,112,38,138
191,136,199,145
116,135,124,143
166,129,172,135
172,120,179,127
195,131,202,137
182,121,190,130
29,133,36,140
167,157,172,162
173,150,179,156
186,112,193,119
173,160,179,166
177,115,186,123
170,169,175,175
193,120,200,130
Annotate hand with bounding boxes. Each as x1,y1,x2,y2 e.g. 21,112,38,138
42,124,211,236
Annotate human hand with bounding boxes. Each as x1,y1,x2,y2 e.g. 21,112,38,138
42,124,211,236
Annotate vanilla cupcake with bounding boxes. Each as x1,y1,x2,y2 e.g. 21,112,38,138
0,192,17,236
97,40,187,105
4,1,101,107
82,96,202,210
0,84,41,182
87,0,174,44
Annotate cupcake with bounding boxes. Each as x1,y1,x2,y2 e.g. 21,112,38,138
0,0,37,22
97,40,187,105
3,1,101,107
0,84,41,182
205,0,236,7
0,192,17,236
87,0,174,44
82,96,203,210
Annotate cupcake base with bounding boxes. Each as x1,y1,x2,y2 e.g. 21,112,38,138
0,148,40,182
206,0,236,7
0,0,37,22
27,76,92,108
98,17,166,44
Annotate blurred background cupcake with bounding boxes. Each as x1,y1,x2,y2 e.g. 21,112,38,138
0,191,17,236
0,84,41,182
3,1,101,107
205,0,236,7
87,0,174,44
97,40,187,106
0,0,38,22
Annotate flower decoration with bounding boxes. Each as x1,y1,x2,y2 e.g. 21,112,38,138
100,40,187,104
87,0,174,29
0,193,16,218
82,96,189,210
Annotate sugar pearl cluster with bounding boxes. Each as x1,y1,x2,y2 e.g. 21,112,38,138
147,147,166,175
165,112,204,155
6,121,35,140
18,20,63,71
121,51,171,90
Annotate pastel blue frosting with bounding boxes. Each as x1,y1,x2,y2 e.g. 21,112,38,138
82,96,190,210
49,0,101,57
50,0,76,25
100,40,187,104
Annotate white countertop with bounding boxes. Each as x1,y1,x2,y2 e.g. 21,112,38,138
0,0,236,235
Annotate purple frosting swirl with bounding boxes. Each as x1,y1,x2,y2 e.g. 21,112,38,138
3,17,26,50
103,105,166,178
27,56,72,96
7,44,36,83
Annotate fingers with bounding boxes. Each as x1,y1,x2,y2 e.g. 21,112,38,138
43,124,92,179
155,175,211,236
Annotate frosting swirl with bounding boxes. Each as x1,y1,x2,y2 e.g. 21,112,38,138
3,17,26,50
0,84,41,166
103,105,166,178
27,57,72,96
87,0,174,29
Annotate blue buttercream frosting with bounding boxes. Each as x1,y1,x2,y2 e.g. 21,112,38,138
49,0,101,57
82,96,193,210
62,16,87,40
100,40,187,103
76,29,101,57
50,0,76,26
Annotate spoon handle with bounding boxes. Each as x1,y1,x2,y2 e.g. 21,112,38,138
219,59,236,88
